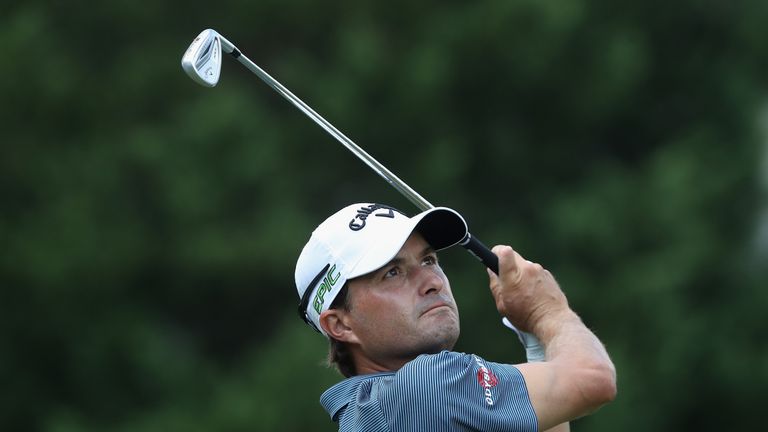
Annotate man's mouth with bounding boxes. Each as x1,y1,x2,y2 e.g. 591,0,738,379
421,302,451,316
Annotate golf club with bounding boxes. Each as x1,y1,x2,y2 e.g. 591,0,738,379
181,28,499,274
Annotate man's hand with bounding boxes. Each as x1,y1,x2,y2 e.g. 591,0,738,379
487,245,617,430
487,245,568,335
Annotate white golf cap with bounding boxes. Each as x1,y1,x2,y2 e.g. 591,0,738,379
295,203,468,335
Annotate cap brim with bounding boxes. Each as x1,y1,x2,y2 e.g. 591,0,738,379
347,207,468,279
415,207,469,250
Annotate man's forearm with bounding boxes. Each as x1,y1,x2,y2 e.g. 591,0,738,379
489,246,616,427
544,423,570,432
535,309,616,409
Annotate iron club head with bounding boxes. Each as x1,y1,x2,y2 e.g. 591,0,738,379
181,29,223,87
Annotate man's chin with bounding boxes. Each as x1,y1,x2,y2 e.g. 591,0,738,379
419,321,460,354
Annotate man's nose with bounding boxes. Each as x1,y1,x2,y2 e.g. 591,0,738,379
413,265,444,296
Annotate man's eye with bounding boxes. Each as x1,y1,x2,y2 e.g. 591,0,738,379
384,267,400,278
423,255,438,266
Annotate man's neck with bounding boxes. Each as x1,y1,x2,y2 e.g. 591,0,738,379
351,350,413,375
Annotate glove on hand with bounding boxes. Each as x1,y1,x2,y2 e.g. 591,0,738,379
502,317,545,362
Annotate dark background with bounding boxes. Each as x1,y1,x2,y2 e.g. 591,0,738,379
2,0,767,430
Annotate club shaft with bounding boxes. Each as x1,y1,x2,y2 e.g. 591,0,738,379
217,35,499,274
219,38,433,212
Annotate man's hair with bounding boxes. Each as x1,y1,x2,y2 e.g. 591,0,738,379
327,283,356,377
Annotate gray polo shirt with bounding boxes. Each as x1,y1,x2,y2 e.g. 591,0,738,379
320,351,538,431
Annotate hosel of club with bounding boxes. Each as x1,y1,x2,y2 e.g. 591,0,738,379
212,32,500,275
214,33,235,54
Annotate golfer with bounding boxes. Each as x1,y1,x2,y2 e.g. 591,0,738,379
296,203,616,431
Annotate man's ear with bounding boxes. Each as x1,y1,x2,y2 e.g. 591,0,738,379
319,309,359,344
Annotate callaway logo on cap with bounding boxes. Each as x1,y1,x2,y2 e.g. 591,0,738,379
295,203,468,335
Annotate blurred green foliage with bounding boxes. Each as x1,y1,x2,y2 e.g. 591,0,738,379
2,0,767,431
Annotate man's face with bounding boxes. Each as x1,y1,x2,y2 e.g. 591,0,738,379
342,232,460,371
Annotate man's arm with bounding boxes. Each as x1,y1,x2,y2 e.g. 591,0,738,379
504,320,570,432
488,246,616,431
545,423,570,432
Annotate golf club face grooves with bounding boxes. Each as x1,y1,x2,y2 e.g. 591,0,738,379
181,28,500,275
181,29,221,87
195,38,214,70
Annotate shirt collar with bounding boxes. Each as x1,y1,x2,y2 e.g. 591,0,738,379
320,372,394,421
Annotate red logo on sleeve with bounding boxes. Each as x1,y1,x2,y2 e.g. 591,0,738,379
473,355,498,406
477,368,498,388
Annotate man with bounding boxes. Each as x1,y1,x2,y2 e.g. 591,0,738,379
295,203,616,431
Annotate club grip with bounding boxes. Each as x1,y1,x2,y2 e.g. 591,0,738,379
461,234,499,275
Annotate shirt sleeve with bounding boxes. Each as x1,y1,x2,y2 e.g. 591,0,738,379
375,351,538,432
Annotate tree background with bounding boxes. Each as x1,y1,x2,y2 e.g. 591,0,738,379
2,0,767,430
